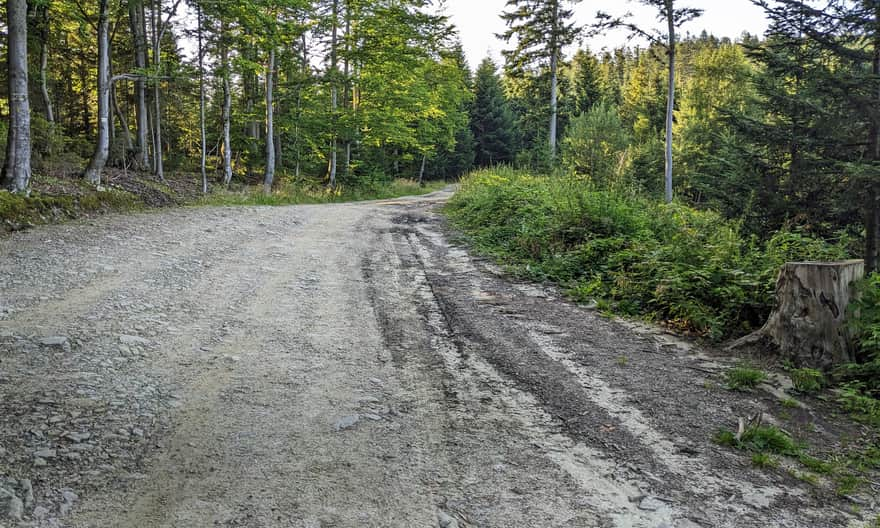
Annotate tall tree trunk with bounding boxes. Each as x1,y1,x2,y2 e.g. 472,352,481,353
328,0,339,188
866,5,880,273
548,1,559,160
418,153,426,186
151,0,165,181
83,0,111,185
343,0,352,177
294,31,308,180
221,22,233,186
222,72,233,185
664,0,676,204
112,78,133,152
80,62,91,136
263,48,276,194
198,4,207,194
1,0,31,192
549,52,558,160
38,4,54,125
128,0,149,169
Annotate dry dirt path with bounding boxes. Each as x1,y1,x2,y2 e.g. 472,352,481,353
0,189,873,527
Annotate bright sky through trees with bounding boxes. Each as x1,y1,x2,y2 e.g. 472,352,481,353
446,0,771,68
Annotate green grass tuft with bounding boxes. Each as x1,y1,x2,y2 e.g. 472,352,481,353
790,368,824,393
725,365,767,391
751,452,778,468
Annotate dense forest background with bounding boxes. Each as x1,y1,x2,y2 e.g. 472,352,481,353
0,0,876,265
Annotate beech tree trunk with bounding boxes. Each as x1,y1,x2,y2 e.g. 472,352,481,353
732,260,865,369
83,0,111,186
128,0,149,169
37,4,54,126
1,0,31,192
328,0,339,189
111,78,133,153
198,4,207,194
263,48,276,194
152,0,165,182
221,22,233,187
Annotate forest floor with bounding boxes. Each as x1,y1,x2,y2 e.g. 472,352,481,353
0,187,877,527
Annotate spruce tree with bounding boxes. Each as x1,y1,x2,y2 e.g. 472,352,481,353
752,0,880,271
500,0,581,160
569,49,604,115
471,58,517,167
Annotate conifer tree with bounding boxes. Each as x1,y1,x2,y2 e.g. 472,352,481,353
470,58,517,167
500,0,581,160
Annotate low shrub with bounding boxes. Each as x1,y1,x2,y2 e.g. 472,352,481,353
714,424,800,455
446,169,848,339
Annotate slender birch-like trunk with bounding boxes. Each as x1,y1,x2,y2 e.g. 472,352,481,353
263,48,276,194
1,0,31,192
83,0,111,185
664,0,676,204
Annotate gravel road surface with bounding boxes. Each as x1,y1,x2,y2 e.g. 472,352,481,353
0,188,873,527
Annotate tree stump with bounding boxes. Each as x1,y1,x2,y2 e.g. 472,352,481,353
731,260,865,369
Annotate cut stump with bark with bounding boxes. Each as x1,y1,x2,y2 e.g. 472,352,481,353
730,260,865,369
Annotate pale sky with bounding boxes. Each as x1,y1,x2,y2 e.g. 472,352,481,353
443,0,771,69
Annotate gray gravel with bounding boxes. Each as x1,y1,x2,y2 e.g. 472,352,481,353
0,188,875,527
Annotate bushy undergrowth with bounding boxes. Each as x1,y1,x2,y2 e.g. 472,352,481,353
844,274,880,395
446,168,849,340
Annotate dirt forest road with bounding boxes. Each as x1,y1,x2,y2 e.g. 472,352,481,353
0,188,872,528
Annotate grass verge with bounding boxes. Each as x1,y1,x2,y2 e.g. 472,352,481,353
198,179,447,207
1,185,141,232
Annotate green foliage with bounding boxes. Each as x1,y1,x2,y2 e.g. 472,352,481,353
561,101,629,189
798,455,834,475
0,187,140,230
447,169,849,339
471,58,517,167
751,452,778,468
714,425,800,456
836,383,880,426
790,368,824,393
725,365,767,391
836,274,880,412
849,274,880,364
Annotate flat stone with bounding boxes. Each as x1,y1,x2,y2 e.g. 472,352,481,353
362,413,382,421
638,496,668,512
61,490,78,504
118,335,150,346
33,457,47,467
65,432,91,443
437,511,460,528
33,505,50,519
334,415,360,431
33,449,56,459
39,336,70,352
6,496,23,521
20,479,33,507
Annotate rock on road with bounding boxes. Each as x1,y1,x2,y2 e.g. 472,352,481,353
0,188,867,527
